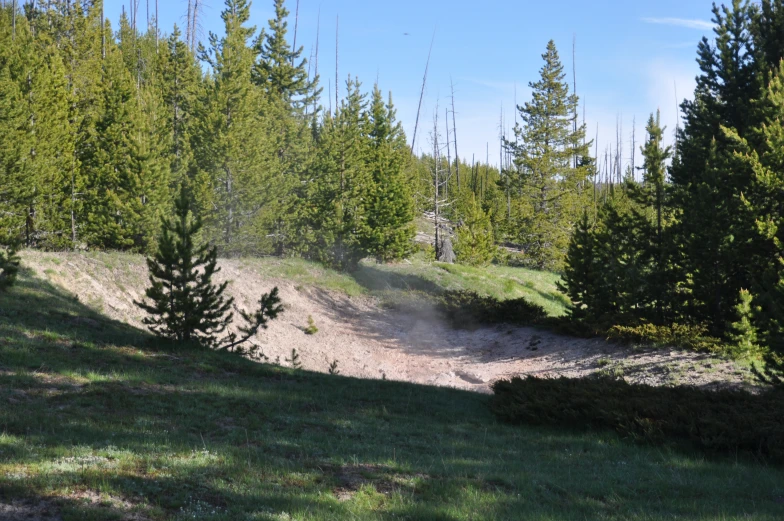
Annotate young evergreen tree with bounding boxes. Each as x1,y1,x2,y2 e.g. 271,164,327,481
252,0,321,115
670,0,759,332
454,194,496,267
724,60,784,353
506,40,592,270
0,241,20,292
558,211,596,321
159,26,202,186
299,78,372,270
136,185,283,347
728,289,761,357
81,46,168,251
627,111,674,323
364,86,415,262
194,0,290,256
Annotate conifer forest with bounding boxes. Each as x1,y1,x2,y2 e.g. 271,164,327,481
5,1,784,519
2,0,783,359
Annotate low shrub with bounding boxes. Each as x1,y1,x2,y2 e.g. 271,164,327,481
491,375,784,463
607,322,724,354
438,290,547,328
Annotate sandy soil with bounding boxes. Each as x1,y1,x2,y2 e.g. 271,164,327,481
22,252,756,392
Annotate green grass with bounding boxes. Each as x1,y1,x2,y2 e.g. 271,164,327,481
28,249,567,317
352,255,568,317
1,270,783,520
219,253,567,316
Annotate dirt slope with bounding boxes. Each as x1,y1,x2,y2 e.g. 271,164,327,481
20,251,756,392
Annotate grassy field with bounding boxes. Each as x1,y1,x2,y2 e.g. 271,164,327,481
1,268,783,520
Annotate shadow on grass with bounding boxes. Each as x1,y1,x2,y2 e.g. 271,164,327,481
2,270,784,520
351,263,446,296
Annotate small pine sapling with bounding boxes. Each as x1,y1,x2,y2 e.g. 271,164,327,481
328,359,340,375
304,315,318,335
135,185,283,349
0,241,20,292
286,348,302,369
728,289,761,358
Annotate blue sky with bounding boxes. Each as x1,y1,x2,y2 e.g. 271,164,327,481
106,0,717,169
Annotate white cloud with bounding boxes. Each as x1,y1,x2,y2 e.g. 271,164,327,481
642,17,713,31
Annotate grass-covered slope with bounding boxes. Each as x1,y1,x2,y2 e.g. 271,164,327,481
1,269,784,520
25,250,568,318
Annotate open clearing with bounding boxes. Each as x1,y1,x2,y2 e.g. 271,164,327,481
20,251,757,392
0,262,782,520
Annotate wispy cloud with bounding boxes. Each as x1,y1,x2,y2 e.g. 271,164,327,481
642,17,713,31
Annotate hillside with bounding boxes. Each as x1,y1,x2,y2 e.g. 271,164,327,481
1,265,783,520
19,251,756,391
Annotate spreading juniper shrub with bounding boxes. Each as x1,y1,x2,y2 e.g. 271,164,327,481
437,290,547,329
491,375,784,463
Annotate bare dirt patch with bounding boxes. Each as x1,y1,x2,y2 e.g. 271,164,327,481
21,252,756,392
0,500,62,521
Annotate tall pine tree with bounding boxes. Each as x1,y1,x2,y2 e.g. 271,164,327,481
506,40,591,270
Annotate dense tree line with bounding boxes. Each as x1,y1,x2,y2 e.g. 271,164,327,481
561,0,784,357
0,0,414,270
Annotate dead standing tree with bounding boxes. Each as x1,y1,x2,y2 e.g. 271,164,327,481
429,107,455,263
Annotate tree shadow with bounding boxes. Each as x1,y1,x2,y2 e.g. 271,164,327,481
351,263,446,296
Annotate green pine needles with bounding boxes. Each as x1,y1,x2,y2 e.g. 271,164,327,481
0,242,20,292
135,185,283,349
454,194,496,267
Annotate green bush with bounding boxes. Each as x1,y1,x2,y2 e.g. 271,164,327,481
491,375,784,463
0,243,20,292
438,290,547,329
606,322,724,354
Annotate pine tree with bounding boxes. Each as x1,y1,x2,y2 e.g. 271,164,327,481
506,40,592,270
724,60,784,353
558,211,595,321
159,26,201,186
193,0,285,256
135,185,283,348
364,86,415,262
136,185,233,344
454,194,496,267
299,78,372,270
61,0,105,248
625,111,675,323
670,0,759,332
728,289,761,357
81,46,168,251
252,0,321,115
0,241,20,292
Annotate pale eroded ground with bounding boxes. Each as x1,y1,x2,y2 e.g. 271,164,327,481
22,252,757,393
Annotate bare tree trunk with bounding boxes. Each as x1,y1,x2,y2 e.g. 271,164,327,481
314,8,320,115
191,0,200,52
335,15,339,115
594,123,599,220
434,120,440,261
101,0,105,58
186,0,193,47
445,107,451,203
292,0,300,64
155,0,159,53
450,78,460,189
572,34,578,169
411,29,436,153
631,117,636,181
12,0,16,39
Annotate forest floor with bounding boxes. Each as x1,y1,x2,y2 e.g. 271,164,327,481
20,251,760,392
